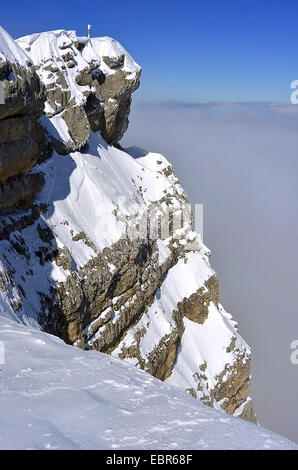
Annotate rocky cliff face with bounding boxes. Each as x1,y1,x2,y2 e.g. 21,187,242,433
0,27,46,211
17,30,141,152
0,27,256,423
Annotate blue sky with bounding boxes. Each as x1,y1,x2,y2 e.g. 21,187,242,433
2,0,298,102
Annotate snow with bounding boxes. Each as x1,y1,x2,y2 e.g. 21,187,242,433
156,239,171,265
16,30,140,115
41,115,71,143
166,302,250,406
234,397,251,418
0,314,296,450
0,26,30,67
37,133,181,256
112,251,215,362
17,30,79,72
161,252,214,300
85,36,140,74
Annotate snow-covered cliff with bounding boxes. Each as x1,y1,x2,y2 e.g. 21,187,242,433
17,29,141,149
0,27,255,424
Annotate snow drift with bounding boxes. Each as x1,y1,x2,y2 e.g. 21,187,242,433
0,315,296,450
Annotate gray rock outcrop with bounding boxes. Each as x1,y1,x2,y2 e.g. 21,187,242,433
17,31,141,152
0,27,47,211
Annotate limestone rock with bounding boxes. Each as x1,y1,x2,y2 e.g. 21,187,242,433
0,27,47,210
17,30,141,151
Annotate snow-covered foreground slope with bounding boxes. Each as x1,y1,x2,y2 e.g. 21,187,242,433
0,315,296,450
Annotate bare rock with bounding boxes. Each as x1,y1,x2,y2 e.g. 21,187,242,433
0,39,47,210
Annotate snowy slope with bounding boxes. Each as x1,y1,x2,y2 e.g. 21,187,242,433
17,30,140,77
0,25,30,67
0,315,296,450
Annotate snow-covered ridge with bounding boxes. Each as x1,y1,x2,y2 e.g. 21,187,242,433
17,30,140,75
16,29,141,147
0,315,296,450
0,25,31,67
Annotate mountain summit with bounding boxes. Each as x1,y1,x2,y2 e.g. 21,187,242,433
1,27,255,424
